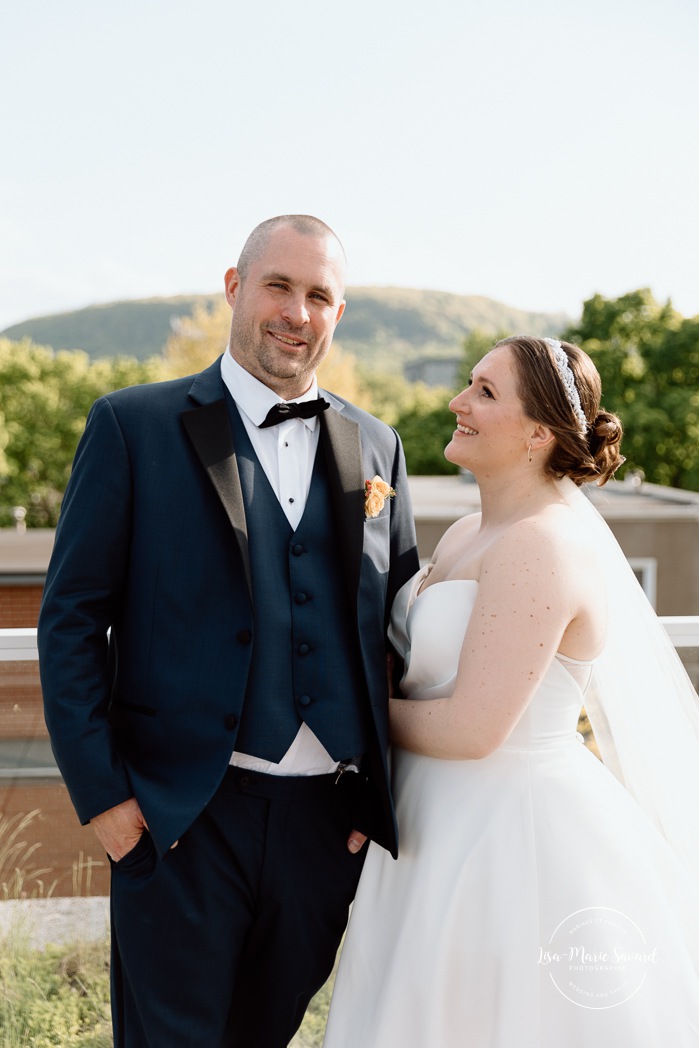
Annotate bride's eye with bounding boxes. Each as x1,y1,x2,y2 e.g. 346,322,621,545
481,386,493,398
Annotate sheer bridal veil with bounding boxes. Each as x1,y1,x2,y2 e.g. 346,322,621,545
560,477,699,881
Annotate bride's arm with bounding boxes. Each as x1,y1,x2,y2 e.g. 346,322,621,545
389,518,582,760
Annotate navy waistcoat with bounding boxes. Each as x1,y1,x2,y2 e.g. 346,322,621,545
226,395,372,763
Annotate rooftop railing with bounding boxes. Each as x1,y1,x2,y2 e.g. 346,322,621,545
4,621,699,658
1,622,698,780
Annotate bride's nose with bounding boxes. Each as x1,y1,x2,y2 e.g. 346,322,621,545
449,388,469,414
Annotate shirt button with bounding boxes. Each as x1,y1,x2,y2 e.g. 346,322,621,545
298,695,312,707
298,643,310,655
295,592,308,605
224,714,238,730
236,629,252,644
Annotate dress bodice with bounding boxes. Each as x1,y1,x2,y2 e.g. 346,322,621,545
388,565,594,750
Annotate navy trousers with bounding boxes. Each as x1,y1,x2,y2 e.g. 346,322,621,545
109,767,366,1047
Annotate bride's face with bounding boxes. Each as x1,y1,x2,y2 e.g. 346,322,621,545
444,345,534,473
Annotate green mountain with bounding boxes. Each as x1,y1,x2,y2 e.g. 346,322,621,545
334,287,569,371
1,288,570,372
0,295,220,361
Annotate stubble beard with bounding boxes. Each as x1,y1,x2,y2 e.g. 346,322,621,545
232,315,327,393
257,338,316,383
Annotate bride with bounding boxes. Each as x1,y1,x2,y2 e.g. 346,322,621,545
323,336,699,1047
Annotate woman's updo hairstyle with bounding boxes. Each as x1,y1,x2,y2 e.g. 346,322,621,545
495,335,624,486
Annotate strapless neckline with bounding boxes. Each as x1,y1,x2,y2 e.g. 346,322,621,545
405,565,594,670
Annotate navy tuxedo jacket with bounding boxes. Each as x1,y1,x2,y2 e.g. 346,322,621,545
39,357,419,858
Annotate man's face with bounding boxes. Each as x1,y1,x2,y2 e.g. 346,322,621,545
224,225,346,398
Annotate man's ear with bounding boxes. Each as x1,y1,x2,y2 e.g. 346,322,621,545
334,299,346,325
224,267,240,308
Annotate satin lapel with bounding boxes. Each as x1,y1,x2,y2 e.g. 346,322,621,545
181,396,252,597
320,407,364,601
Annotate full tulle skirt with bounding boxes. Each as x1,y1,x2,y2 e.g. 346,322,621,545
323,741,699,1048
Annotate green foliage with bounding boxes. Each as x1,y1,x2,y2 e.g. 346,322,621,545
0,339,167,526
7,286,698,525
0,940,111,1046
455,329,510,392
163,299,230,377
0,812,332,1045
0,932,333,1047
0,292,569,507
394,330,510,476
290,968,335,1047
393,384,460,476
563,290,699,490
355,366,417,427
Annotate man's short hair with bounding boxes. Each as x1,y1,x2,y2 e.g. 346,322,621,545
236,215,346,279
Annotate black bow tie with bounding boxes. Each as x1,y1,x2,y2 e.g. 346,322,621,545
259,398,330,429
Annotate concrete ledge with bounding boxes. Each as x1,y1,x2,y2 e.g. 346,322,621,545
0,896,109,949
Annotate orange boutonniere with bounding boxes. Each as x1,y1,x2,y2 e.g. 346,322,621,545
364,475,396,519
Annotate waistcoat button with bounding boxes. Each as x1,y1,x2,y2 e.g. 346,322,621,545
292,544,305,556
298,643,310,655
224,714,238,730
295,592,308,605
236,629,252,644
298,694,312,707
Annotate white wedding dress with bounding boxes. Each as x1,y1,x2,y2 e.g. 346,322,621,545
323,567,699,1048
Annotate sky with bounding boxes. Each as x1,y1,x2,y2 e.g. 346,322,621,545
1,0,698,332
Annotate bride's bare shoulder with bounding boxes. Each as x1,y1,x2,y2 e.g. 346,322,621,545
431,512,482,559
440,512,482,544
485,503,598,574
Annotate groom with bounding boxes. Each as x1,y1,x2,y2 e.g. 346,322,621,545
38,214,419,1047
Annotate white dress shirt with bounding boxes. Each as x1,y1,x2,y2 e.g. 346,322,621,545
220,350,340,776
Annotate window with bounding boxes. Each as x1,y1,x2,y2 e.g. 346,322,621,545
628,557,657,607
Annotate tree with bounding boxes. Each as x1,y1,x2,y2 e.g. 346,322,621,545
0,330,403,526
0,339,166,526
163,299,230,377
390,332,509,477
563,290,699,490
393,384,459,475
390,330,511,477
455,330,509,392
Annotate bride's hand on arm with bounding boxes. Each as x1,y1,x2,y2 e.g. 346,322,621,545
389,520,580,760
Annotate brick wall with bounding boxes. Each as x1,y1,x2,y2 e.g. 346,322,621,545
0,782,110,896
0,661,44,738
1,582,109,896
0,584,43,628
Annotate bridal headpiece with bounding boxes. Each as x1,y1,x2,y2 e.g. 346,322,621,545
543,337,588,432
